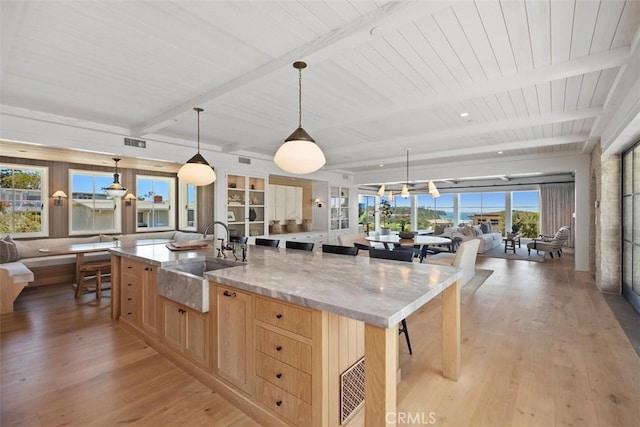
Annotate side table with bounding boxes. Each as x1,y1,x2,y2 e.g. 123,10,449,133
504,234,521,253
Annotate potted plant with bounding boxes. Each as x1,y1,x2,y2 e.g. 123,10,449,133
379,200,392,235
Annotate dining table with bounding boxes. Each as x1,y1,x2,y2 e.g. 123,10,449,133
39,239,173,287
366,234,453,262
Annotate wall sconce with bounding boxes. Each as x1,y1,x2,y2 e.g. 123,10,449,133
124,193,137,207
314,198,322,208
52,190,68,206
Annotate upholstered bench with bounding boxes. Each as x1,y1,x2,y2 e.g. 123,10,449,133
0,262,34,314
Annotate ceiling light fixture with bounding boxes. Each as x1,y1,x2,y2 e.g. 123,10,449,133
428,180,440,198
177,107,216,186
377,184,385,196
388,190,394,201
459,112,469,117
274,61,326,175
401,148,410,198
103,158,127,198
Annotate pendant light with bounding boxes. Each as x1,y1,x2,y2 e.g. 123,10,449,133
401,148,410,198
177,107,216,186
377,184,386,196
103,158,127,198
274,61,326,174
388,190,394,201
429,180,440,198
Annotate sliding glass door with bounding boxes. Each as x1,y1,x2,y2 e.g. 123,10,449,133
622,141,640,313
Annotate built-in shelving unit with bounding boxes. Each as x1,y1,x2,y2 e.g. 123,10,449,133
227,174,265,238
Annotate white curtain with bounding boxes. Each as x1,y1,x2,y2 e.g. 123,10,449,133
540,183,575,248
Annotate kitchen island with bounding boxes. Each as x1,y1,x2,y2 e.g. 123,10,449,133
109,243,462,427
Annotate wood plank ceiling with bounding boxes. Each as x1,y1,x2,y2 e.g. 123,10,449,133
1,0,638,177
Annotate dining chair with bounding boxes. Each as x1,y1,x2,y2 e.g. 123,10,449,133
367,247,414,355
285,241,314,251
254,238,280,247
321,244,359,256
230,236,248,244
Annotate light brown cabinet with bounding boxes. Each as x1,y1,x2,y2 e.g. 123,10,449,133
162,298,210,369
254,296,315,426
120,258,158,335
215,286,253,394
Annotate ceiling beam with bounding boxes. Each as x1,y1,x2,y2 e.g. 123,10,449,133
130,0,460,137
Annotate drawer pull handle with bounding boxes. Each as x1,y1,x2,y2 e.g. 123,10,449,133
127,266,132,269
275,314,283,319
144,267,149,271
275,400,282,407
275,373,282,379
127,312,132,315
276,346,282,351
127,297,132,301
178,308,186,314
223,290,236,298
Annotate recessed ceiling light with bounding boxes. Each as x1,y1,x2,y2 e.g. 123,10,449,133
379,164,384,168
459,112,469,117
370,27,383,36
497,151,503,155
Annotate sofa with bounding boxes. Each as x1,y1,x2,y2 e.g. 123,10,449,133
441,223,502,254
1,230,203,287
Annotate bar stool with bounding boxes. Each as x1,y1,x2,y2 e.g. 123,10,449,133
75,260,111,299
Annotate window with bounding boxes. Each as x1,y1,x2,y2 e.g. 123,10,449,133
512,191,539,238
460,192,506,230
70,170,120,234
380,195,410,231
136,176,174,231
416,193,454,230
0,164,48,237
179,182,197,231
358,195,375,232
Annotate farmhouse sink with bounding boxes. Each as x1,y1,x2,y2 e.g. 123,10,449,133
157,258,242,312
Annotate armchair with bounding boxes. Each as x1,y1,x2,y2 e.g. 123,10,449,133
527,226,570,258
423,239,480,286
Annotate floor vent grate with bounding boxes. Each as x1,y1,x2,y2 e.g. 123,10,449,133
340,356,365,424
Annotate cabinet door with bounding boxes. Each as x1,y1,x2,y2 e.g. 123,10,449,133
163,299,185,352
141,265,158,336
185,308,209,368
216,286,253,394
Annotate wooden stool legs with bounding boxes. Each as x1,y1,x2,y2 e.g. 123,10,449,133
75,262,111,299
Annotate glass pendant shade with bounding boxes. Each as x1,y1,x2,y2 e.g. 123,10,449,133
274,127,326,174
178,107,216,186
377,184,385,196
103,158,127,198
388,190,394,201
428,180,440,198
401,184,409,198
274,61,326,175
178,154,217,186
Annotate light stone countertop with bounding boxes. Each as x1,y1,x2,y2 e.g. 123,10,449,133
110,244,461,328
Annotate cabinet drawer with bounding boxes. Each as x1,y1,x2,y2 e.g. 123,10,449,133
255,377,311,426
256,352,311,403
255,327,311,373
255,297,312,338
122,258,142,273
121,299,138,323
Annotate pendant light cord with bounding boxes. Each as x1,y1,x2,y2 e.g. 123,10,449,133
192,107,204,154
298,67,302,128
406,148,409,185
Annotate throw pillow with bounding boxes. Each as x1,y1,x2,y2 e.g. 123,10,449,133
0,235,19,263
461,226,475,237
433,225,445,235
473,225,483,236
479,223,489,234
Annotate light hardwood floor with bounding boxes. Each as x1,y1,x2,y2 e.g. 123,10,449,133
2,253,639,426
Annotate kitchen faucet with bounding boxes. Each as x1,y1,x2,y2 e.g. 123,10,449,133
202,221,231,258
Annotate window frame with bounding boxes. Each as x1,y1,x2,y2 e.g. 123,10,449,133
0,163,49,237
136,175,175,232
68,168,122,235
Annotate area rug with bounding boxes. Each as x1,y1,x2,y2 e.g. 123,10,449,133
478,245,545,262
